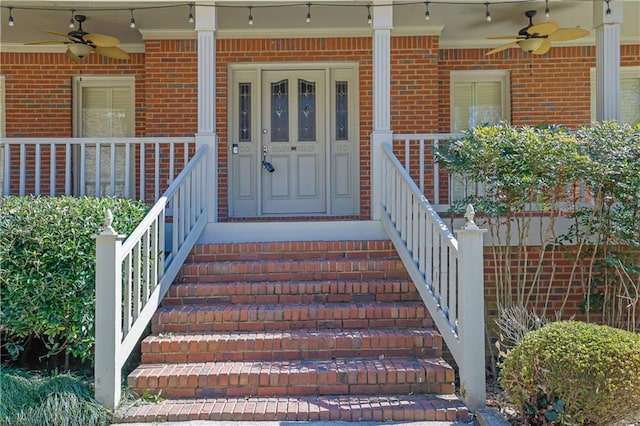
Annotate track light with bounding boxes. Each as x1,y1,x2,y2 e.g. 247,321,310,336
544,0,550,18
484,2,492,22
305,3,311,23
424,2,430,20
188,3,194,23
129,9,136,29
248,6,254,25
69,9,75,28
8,6,14,26
605,0,611,16
367,5,372,24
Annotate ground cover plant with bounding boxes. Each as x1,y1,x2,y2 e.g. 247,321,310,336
0,368,109,426
0,195,147,367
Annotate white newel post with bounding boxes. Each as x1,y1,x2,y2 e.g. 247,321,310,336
370,2,393,220
94,209,124,409
455,205,488,410
196,2,218,222
594,1,622,121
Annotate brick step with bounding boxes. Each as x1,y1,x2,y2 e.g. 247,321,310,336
141,328,442,364
176,258,409,283
185,240,401,263
113,394,469,423
151,302,433,334
163,279,422,306
127,358,455,399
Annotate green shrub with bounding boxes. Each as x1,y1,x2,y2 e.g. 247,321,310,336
500,321,640,425
0,367,110,426
0,195,147,364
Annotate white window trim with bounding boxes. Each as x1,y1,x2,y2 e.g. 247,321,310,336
72,75,135,137
449,69,511,132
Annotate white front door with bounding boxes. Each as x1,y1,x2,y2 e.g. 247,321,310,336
261,70,326,214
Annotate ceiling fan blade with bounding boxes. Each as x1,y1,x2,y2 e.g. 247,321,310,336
95,46,130,60
548,28,590,42
486,35,523,40
44,30,82,43
486,41,519,56
533,39,552,55
84,33,120,47
527,22,559,37
25,40,69,45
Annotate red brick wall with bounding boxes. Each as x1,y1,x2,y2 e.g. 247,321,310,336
438,44,640,132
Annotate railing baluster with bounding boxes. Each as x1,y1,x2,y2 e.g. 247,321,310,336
19,144,26,196
133,240,141,320
142,229,150,302
440,241,449,316
169,142,175,186
50,143,56,196
154,142,160,201
35,144,41,195
124,142,131,199
449,250,458,329
95,142,102,197
140,143,146,202
80,143,87,196
110,142,116,196
3,143,10,195
123,253,132,334
65,143,72,195
433,138,440,206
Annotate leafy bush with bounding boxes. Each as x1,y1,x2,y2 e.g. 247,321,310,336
500,321,640,425
0,368,109,426
0,195,147,364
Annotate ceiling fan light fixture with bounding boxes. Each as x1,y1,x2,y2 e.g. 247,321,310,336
69,9,76,28
518,38,544,53
68,43,93,59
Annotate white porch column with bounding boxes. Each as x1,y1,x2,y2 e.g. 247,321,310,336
196,2,218,222
594,1,622,121
370,2,393,220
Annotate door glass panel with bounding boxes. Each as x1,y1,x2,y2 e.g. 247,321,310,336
239,82,251,142
271,79,289,142
298,79,316,141
336,81,348,140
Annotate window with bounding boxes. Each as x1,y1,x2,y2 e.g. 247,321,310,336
449,70,510,203
73,76,135,197
590,66,640,125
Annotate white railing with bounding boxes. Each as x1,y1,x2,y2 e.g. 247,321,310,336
0,137,194,202
391,133,462,210
94,144,209,409
380,142,487,410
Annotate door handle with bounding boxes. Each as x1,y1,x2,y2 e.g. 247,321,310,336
262,145,275,173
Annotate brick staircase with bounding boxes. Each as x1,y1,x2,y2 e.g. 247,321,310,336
114,240,469,423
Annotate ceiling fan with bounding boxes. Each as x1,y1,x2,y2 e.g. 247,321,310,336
486,10,590,56
26,14,130,61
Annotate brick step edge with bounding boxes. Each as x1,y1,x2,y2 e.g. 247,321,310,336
185,240,400,263
176,258,409,283
127,358,455,399
112,394,470,423
164,280,422,306
151,302,433,333
141,328,443,363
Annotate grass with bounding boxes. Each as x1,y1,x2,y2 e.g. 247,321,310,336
0,367,110,426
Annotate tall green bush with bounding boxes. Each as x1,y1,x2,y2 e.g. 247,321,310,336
0,195,147,364
500,321,640,425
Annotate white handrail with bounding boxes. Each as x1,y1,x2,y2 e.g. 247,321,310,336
0,137,193,202
379,141,487,410
94,144,209,410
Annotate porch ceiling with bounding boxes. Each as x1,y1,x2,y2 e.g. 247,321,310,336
1,0,638,50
